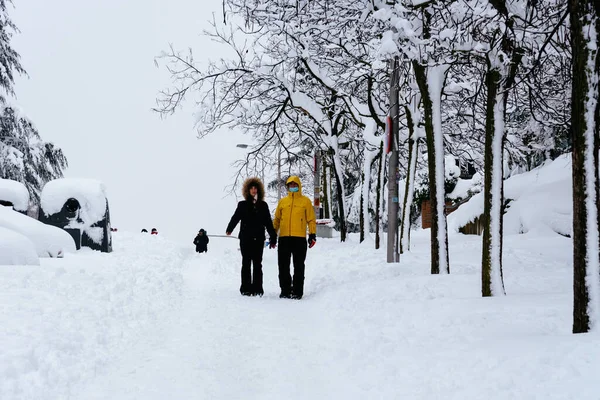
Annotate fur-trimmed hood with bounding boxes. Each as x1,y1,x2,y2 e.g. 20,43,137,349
242,177,265,201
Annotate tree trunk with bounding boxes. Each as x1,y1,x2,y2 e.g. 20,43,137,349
481,65,507,297
400,104,419,254
571,0,600,334
332,152,347,242
360,149,376,243
375,143,384,249
360,169,365,243
413,61,450,274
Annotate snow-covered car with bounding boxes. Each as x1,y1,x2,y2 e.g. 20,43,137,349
0,205,76,258
0,226,40,265
0,178,29,213
39,178,112,253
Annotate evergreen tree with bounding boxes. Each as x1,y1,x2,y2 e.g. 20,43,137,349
0,106,68,205
0,0,25,103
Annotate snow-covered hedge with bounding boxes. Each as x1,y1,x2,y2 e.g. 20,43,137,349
448,154,572,236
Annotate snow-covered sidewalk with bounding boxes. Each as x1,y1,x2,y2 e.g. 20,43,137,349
74,232,599,399
2,231,599,399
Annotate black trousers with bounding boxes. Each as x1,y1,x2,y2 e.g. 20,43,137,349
278,237,307,296
240,238,265,294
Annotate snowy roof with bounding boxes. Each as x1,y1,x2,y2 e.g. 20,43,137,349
40,178,108,224
0,178,30,211
448,154,572,236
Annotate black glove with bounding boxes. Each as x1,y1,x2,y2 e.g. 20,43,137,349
269,236,277,249
308,233,316,248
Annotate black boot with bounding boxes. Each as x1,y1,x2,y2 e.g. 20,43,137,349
240,285,252,296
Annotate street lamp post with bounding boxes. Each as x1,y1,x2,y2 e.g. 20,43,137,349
236,143,264,186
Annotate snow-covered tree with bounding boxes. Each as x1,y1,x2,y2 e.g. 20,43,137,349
0,106,68,205
0,0,24,103
157,0,394,243
570,0,600,334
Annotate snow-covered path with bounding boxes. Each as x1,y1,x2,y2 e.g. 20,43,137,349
77,239,343,399
70,232,600,400
3,231,599,399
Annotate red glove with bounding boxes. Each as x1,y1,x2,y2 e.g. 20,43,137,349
308,234,316,249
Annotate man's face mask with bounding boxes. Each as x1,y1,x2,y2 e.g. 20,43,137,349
289,186,299,193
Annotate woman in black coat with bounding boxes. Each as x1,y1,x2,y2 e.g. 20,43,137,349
226,177,277,296
193,229,209,253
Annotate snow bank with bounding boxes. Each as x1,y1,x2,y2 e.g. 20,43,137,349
448,154,572,236
0,206,76,258
0,226,39,265
0,178,29,211
0,232,186,399
40,178,108,224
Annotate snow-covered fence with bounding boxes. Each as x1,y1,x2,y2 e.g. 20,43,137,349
38,179,112,253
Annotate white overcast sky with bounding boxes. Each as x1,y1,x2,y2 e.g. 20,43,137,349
10,0,248,243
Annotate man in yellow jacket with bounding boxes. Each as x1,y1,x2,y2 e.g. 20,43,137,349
273,176,317,299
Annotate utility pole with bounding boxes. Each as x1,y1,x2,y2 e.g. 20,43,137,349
387,56,400,263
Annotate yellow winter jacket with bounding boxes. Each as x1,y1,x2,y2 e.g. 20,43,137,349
273,176,317,238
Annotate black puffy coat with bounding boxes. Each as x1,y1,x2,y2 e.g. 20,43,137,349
193,230,209,252
226,177,277,243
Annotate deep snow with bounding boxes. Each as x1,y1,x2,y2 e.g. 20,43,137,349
2,227,598,400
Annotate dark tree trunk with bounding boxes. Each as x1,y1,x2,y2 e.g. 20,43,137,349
375,143,383,250
400,105,418,254
571,0,600,334
333,163,347,242
413,60,449,274
481,66,506,297
360,169,365,243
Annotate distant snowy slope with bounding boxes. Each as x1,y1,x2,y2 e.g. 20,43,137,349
0,232,187,400
448,154,572,236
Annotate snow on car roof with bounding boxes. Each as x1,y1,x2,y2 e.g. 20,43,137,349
0,178,29,211
40,178,108,224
